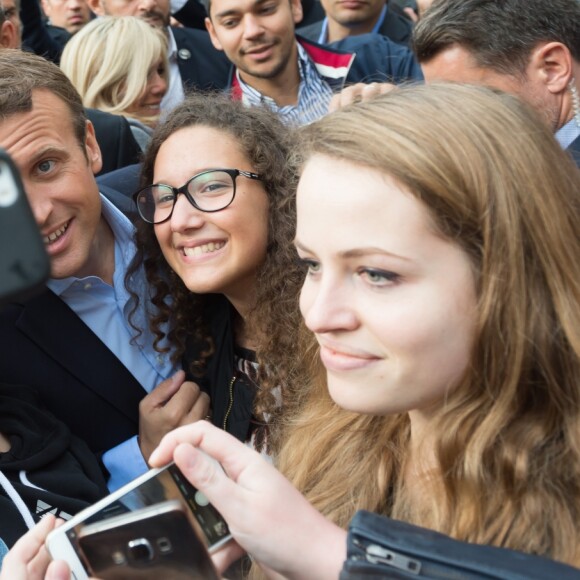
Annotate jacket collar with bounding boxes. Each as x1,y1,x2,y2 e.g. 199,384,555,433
229,34,356,99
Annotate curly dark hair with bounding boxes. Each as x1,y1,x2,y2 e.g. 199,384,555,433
126,92,307,436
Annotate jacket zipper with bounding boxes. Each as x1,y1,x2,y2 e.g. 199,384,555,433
354,538,422,575
222,372,237,431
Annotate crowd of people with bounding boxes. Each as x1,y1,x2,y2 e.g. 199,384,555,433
0,0,579,578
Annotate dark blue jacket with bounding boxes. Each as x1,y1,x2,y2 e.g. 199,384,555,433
229,34,423,99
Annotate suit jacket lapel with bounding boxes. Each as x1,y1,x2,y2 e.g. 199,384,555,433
15,289,145,424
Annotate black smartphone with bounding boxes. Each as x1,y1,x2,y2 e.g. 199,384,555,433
0,148,49,304
77,500,219,580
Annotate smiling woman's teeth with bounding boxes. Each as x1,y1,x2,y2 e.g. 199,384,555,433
183,241,225,257
43,222,69,245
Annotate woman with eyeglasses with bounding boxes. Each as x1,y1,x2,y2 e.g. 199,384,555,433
127,94,305,453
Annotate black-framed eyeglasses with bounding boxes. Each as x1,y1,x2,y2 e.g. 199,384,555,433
133,168,262,224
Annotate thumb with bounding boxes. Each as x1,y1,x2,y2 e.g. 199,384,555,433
149,370,186,405
173,443,240,519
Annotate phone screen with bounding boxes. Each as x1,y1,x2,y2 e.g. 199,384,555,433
64,464,229,572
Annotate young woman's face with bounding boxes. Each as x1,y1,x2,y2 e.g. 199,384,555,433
296,155,478,423
153,126,270,310
127,58,167,122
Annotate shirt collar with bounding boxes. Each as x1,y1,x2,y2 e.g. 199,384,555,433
318,4,387,44
555,116,580,150
167,26,178,61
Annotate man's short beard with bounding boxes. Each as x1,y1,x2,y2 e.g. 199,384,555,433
238,58,290,80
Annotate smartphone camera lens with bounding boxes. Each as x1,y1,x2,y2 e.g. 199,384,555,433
127,538,154,562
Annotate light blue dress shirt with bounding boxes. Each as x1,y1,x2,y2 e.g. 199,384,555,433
317,4,388,44
47,194,178,491
555,117,580,150
237,42,333,126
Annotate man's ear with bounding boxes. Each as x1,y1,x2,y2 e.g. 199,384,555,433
86,0,106,17
528,41,573,95
85,120,103,176
0,20,18,49
40,0,52,18
205,17,223,51
290,0,303,25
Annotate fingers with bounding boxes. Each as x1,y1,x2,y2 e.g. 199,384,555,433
211,542,246,575
185,389,210,423
6,514,55,563
140,370,186,410
328,83,397,113
172,442,250,525
1,515,58,580
45,560,72,580
139,377,208,460
163,381,209,425
149,421,253,478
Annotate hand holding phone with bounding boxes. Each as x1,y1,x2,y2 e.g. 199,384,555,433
46,462,231,580
77,500,218,579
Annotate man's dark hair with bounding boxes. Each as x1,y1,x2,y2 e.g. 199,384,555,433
0,49,87,148
413,0,580,76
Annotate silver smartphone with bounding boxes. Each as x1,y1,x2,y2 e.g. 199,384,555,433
77,500,219,579
46,462,231,580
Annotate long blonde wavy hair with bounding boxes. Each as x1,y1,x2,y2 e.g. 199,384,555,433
60,16,168,127
278,83,580,565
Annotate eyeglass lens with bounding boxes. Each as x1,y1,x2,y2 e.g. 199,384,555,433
136,170,236,223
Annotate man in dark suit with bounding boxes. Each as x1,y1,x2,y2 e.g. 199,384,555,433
0,50,209,491
298,0,413,47
40,0,92,35
414,0,580,168
87,0,231,112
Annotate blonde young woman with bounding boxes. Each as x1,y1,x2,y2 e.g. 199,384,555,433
147,83,580,577
60,16,168,148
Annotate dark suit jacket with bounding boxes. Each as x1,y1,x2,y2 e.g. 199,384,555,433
97,163,142,200
172,0,207,29
21,0,71,63
568,134,580,168
171,27,231,93
298,0,413,47
0,188,145,456
86,109,142,177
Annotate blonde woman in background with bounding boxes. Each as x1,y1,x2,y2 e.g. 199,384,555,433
60,16,168,150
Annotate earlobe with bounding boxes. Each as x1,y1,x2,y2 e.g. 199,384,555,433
85,120,103,175
86,0,105,17
291,0,304,25
205,18,223,51
531,41,573,94
0,21,18,49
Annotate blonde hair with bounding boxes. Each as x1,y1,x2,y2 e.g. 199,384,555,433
279,83,580,565
60,16,168,127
